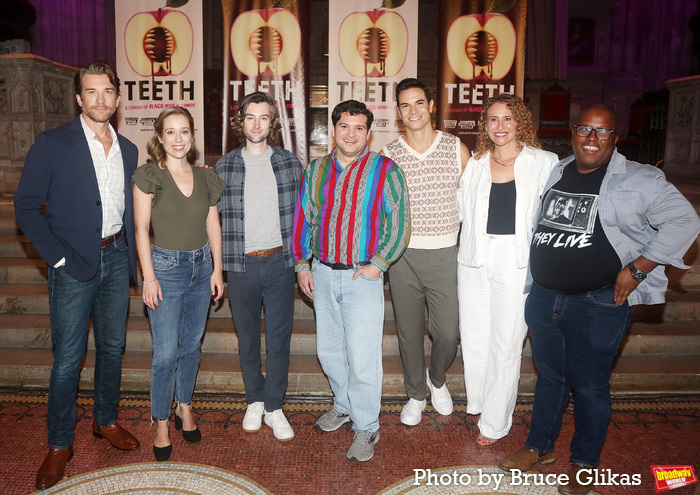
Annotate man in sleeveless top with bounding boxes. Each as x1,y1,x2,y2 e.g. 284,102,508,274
382,78,469,426
215,92,302,442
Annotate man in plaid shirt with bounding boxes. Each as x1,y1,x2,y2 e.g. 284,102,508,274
216,92,302,442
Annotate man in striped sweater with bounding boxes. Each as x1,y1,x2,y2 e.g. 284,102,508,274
293,100,410,462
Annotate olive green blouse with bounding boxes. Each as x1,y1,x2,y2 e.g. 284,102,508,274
132,162,225,251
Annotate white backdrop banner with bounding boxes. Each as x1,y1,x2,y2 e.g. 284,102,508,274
328,0,418,153
115,0,205,162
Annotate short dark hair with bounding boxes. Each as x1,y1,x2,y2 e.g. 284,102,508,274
147,106,200,169
396,78,431,103
75,61,120,95
233,91,281,145
577,103,618,132
331,100,374,130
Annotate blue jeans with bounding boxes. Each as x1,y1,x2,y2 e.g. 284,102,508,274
524,281,634,466
148,244,212,420
227,251,294,411
312,260,384,432
46,235,130,449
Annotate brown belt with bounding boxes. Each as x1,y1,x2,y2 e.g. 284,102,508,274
101,230,123,248
247,246,283,257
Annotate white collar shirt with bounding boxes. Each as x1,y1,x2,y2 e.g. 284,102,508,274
79,114,125,237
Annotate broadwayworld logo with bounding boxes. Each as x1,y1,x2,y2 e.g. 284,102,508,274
651,465,698,492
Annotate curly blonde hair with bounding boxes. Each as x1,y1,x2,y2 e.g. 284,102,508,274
146,106,200,170
474,93,540,159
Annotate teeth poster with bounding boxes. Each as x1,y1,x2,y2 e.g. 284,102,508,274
115,0,205,162
328,0,418,153
221,0,309,163
437,0,526,151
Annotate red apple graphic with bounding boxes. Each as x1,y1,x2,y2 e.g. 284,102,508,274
124,8,194,78
230,8,301,77
446,13,515,81
338,8,408,78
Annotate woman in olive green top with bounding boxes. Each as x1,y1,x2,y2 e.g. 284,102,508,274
133,106,225,461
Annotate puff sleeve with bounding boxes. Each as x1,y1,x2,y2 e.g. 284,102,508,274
132,163,164,208
203,168,226,206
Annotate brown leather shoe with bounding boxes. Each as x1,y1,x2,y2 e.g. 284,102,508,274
36,444,73,490
499,446,555,471
558,463,593,495
92,419,140,451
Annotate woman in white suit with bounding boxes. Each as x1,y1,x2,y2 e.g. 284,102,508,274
458,94,559,446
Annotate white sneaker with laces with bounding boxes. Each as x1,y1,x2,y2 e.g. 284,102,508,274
426,369,453,415
400,398,426,426
242,402,264,432
264,409,294,441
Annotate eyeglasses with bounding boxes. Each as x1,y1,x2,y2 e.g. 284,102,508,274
574,125,615,141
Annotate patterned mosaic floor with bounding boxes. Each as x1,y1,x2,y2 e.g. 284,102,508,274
0,390,697,494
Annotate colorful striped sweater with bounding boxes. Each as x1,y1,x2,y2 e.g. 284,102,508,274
293,147,410,272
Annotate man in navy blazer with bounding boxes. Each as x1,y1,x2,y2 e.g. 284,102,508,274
15,61,141,490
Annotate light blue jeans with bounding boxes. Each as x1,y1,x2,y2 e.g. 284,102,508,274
148,243,212,420
312,260,384,432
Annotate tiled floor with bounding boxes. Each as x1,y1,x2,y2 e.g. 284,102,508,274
0,389,698,495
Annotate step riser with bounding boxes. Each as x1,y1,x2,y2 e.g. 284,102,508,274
5,365,698,396
6,261,700,290
0,242,38,258
3,325,698,359
3,292,700,323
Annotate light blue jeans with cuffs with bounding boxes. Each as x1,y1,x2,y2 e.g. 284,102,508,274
312,259,384,433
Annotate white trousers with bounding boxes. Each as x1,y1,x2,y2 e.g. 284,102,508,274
458,235,528,439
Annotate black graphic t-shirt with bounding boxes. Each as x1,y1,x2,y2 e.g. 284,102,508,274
529,162,622,293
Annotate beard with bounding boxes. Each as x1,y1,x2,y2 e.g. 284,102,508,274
83,106,115,124
243,128,270,145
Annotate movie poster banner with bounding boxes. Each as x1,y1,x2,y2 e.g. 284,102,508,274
115,0,205,161
437,0,526,151
328,0,418,153
221,0,308,163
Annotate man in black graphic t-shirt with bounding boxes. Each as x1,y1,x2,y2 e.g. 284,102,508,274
499,105,700,495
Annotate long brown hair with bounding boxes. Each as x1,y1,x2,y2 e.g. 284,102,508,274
474,93,540,159
146,106,200,170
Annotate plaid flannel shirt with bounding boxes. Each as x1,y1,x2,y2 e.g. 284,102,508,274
215,144,302,272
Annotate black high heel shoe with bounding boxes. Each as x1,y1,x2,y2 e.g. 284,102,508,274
174,409,202,443
153,443,172,462
153,419,172,462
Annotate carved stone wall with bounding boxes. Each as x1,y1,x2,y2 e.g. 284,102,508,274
0,55,76,196
665,75,700,174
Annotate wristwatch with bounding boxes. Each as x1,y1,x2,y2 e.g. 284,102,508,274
627,262,647,282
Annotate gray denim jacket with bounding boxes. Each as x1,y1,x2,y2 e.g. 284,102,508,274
541,150,700,306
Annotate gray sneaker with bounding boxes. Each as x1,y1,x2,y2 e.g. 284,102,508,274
347,430,379,462
315,408,351,432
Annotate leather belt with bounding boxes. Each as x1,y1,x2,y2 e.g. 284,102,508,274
320,260,371,270
247,246,283,257
101,230,123,248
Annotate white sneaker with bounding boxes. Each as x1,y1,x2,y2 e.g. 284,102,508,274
426,369,453,415
264,409,294,441
242,402,264,432
400,398,426,426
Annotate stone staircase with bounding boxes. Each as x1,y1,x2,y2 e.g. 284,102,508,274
0,197,699,399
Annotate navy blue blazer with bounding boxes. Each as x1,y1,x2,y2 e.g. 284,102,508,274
15,117,138,282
